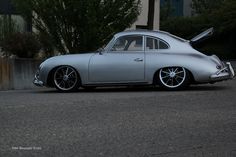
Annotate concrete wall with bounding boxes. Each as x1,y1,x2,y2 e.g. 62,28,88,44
0,58,41,90
0,58,11,90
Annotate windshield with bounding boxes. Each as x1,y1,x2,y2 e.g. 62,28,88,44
103,37,115,51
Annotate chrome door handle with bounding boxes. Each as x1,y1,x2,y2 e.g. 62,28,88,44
134,58,143,62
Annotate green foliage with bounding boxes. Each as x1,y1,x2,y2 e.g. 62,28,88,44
160,0,174,21
191,0,223,14
160,16,212,39
13,0,141,54
2,32,41,58
161,0,236,59
191,0,236,34
38,32,55,58
211,0,236,33
0,15,19,44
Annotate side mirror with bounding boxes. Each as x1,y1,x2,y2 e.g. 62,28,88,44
96,48,104,55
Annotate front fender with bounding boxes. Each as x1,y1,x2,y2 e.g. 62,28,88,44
38,53,95,86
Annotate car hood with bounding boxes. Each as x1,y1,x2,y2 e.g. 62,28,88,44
50,53,94,60
40,53,95,68
190,27,214,45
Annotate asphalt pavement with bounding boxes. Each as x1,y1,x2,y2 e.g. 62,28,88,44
0,76,236,156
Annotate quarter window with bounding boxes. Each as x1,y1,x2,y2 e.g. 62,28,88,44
146,37,169,51
159,40,169,49
111,35,143,51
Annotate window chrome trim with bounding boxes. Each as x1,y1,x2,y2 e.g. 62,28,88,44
144,35,170,52
108,35,145,53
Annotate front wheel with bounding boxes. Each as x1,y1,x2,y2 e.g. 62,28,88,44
53,66,79,92
157,67,190,90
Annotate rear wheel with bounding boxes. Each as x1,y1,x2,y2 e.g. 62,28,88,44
53,66,79,92
158,67,190,90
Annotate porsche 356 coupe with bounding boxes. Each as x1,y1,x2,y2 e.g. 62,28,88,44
34,28,235,91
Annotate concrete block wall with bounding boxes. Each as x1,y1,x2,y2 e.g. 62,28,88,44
0,58,42,90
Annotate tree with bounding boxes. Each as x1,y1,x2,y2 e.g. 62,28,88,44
191,0,236,33
161,0,236,58
13,0,141,54
211,0,236,33
160,0,174,22
210,0,236,54
2,32,41,58
191,0,223,15
0,15,20,56
0,15,19,43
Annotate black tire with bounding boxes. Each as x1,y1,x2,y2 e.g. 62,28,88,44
157,67,190,90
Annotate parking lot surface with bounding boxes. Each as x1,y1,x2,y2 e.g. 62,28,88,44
0,79,236,157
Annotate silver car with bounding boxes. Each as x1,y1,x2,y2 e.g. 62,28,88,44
34,28,235,91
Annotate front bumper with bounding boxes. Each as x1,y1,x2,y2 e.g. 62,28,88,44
33,79,44,87
33,70,44,87
210,62,235,81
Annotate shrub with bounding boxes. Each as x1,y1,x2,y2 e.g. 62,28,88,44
160,16,212,39
0,15,19,47
160,16,236,59
2,32,41,58
160,0,236,59
38,32,55,57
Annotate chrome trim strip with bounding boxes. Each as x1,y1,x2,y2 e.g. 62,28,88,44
226,62,235,78
216,67,228,75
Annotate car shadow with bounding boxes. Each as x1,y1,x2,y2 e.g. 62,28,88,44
33,85,231,94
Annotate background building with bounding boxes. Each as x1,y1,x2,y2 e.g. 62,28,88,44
0,0,31,32
130,0,160,30
160,0,192,17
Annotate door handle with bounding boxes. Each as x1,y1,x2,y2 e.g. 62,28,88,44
134,58,143,62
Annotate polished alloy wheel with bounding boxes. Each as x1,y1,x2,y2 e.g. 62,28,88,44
159,67,186,89
53,66,78,91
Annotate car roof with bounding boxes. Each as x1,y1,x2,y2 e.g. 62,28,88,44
114,30,188,43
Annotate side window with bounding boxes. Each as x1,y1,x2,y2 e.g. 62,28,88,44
146,37,169,51
159,40,169,49
146,37,158,50
111,35,143,51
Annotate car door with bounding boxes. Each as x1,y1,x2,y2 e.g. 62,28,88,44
88,35,145,83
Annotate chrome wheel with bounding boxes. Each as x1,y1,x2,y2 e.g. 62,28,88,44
159,67,187,89
53,66,78,91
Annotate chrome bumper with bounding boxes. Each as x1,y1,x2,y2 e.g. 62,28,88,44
210,62,235,81
33,70,44,87
33,79,44,87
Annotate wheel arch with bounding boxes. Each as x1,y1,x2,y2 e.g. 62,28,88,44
152,66,196,85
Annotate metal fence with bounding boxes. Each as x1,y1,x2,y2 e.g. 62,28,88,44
0,58,42,90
